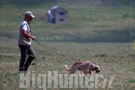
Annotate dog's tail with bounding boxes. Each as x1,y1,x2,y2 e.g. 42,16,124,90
64,65,71,71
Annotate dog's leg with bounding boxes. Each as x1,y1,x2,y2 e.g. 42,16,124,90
69,67,77,74
79,71,84,76
88,70,92,75
83,71,87,76
69,70,76,74
81,71,85,76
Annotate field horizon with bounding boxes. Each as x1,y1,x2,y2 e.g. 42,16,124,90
0,0,135,42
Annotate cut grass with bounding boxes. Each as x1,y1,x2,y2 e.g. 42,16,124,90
0,0,135,89
0,40,135,89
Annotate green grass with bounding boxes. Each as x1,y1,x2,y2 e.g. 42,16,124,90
0,40,135,89
0,0,135,42
0,0,135,90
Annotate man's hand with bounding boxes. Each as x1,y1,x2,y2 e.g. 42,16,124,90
23,30,36,40
31,36,35,40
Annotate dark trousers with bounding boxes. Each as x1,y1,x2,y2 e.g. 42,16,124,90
19,45,35,71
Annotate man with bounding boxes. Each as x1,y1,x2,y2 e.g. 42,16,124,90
18,11,36,72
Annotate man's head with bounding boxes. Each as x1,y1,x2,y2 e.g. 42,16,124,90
25,11,35,22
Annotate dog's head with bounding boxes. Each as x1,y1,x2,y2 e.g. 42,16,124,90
92,65,101,73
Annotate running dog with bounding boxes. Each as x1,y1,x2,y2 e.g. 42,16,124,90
65,61,100,75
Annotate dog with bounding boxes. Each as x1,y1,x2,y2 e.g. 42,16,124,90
65,61,100,75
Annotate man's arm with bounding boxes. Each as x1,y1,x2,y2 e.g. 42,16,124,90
23,30,35,40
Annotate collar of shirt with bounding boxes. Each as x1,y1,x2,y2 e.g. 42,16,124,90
24,19,30,24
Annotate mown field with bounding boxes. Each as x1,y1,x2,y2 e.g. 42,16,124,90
0,40,135,90
0,0,135,90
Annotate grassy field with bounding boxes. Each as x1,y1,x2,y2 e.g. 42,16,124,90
0,0,135,42
0,40,135,90
0,0,135,90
